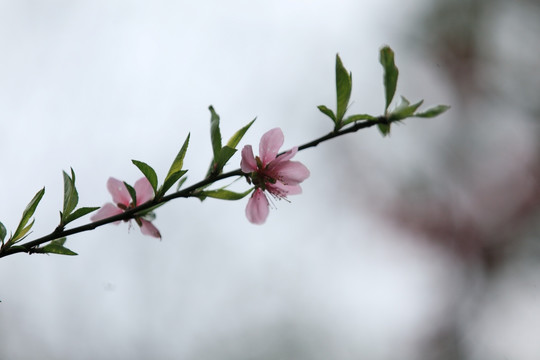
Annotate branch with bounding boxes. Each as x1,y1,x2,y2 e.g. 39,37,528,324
0,118,384,258
0,46,450,258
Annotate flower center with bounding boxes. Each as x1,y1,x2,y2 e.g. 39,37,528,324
251,171,277,190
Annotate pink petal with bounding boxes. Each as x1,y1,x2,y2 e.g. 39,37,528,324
259,128,284,166
282,184,302,195
240,145,258,173
267,182,302,196
139,219,161,238
134,177,154,205
272,161,310,184
245,188,269,224
270,146,298,166
90,203,123,223
107,177,131,206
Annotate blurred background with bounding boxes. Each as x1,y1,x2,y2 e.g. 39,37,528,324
1,0,540,359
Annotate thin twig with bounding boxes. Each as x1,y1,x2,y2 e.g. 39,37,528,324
0,118,384,258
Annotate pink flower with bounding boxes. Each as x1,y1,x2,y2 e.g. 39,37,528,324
91,177,161,238
241,128,310,224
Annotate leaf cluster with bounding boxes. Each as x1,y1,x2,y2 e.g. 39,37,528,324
1,188,45,248
318,46,450,136
207,106,255,178
132,133,190,201
60,169,99,227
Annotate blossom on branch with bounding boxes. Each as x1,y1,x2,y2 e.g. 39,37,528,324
241,128,310,224
91,177,161,238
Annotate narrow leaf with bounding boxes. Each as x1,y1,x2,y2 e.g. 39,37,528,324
394,95,411,111
378,123,391,137
12,220,34,243
124,182,137,206
226,118,256,149
335,54,352,124
41,241,78,256
52,237,67,246
389,98,424,121
165,133,190,182
317,105,336,122
176,175,188,191
12,188,45,242
216,146,237,170
380,46,399,112
197,188,253,201
341,113,378,127
132,160,158,193
0,221,6,242
414,105,451,118
205,118,256,177
62,170,78,219
64,207,100,224
209,106,222,159
161,170,188,196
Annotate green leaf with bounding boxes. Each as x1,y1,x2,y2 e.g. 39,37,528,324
22,188,45,226
161,170,188,196
12,220,34,243
378,123,391,137
41,244,77,255
12,188,45,243
0,222,6,243
176,175,188,191
62,169,79,220
393,95,410,111
317,105,336,122
341,113,378,127
207,117,255,177
54,237,67,246
124,182,137,206
64,207,100,224
165,133,190,181
335,54,352,124
197,188,253,201
132,160,158,193
41,238,78,256
226,118,256,149
414,105,451,118
389,97,424,121
209,106,222,159
160,133,190,196
380,46,399,112
216,146,237,171
0,221,6,242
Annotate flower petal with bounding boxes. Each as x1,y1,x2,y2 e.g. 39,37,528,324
134,177,154,205
107,177,131,206
268,182,302,196
245,188,270,224
259,128,284,166
272,160,310,184
90,203,123,223
240,145,258,173
283,184,302,195
266,146,299,173
271,146,298,165
139,219,161,238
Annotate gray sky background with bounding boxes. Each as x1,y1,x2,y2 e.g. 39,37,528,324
1,1,528,359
